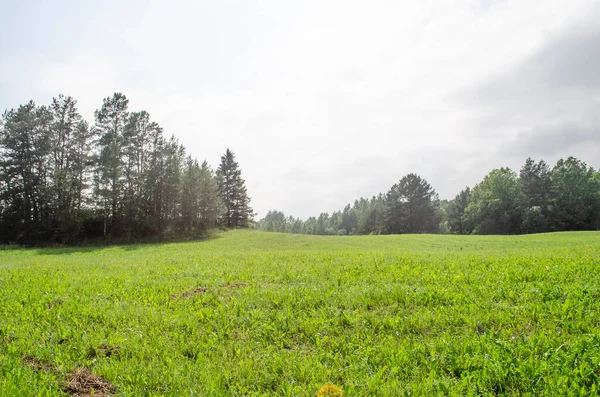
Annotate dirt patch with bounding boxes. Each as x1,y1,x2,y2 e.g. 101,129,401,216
63,367,114,396
22,355,54,372
221,282,247,289
172,282,247,299
171,286,207,299
46,300,63,310
97,344,121,357
58,337,72,345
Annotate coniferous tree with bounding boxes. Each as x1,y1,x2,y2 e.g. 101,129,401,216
216,149,253,227
519,158,551,233
0,101,52,242
5,93,600,242
385,173,438,234
161,136,185,232
197,160,223,229
0,93,254,244
180,157,222,232
122,111,158,238
70,120,95,232
48,95,89,241
181,156,201,232
94,93,129,237
144,123,166,234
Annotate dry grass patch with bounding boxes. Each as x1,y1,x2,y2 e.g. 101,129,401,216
63,367,114,396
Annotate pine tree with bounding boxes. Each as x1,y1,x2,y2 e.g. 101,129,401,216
0,93,240,243
385,173,438,234
93,93,129,237
144,123,166,234
161,136,185,232
216,149,253,227
122,111,160,238
0,101,52,242
70,120,95,230
48,94,88,241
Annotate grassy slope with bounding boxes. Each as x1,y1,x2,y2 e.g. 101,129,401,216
1,230,600,396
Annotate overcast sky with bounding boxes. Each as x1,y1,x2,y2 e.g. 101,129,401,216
1,0,599,218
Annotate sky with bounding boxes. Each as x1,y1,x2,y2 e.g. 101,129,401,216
1,0,599,219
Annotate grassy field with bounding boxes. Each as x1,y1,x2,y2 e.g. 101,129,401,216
1,230,600,396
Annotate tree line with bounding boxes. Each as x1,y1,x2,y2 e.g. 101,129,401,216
0,93,253,244
258,157,600,235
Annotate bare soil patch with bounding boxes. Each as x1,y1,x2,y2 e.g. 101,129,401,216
97,344,121,357
46,300,63,310
171,286,207,299
22,355,54,372
172,282,246,299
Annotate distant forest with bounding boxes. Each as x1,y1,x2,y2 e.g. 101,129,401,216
0,93,253,244
258,157,600,235
2,94,599,245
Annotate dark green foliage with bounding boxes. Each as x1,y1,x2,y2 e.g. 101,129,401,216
519,158,551,233
357,196,386,235
181,158,223,232
0,101,53,243
384,173,438,234
446,187,471,234
48,95,92,242
549,157,599,231
216,149,253,228
0,94,247,244
94,93,129,237
594,171,600,229
1,92,598,241
463,168,526,235
121,111,160,238
258,157,598,236
257,175,439,236
520,158,551,209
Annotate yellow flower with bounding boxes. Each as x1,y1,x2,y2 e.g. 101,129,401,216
317,384,343,397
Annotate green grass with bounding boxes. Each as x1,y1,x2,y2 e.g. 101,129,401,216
1,230,600,396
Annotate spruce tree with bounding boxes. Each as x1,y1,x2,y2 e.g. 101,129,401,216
216,149,253,227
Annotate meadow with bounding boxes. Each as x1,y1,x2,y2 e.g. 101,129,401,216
1,230,600,396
